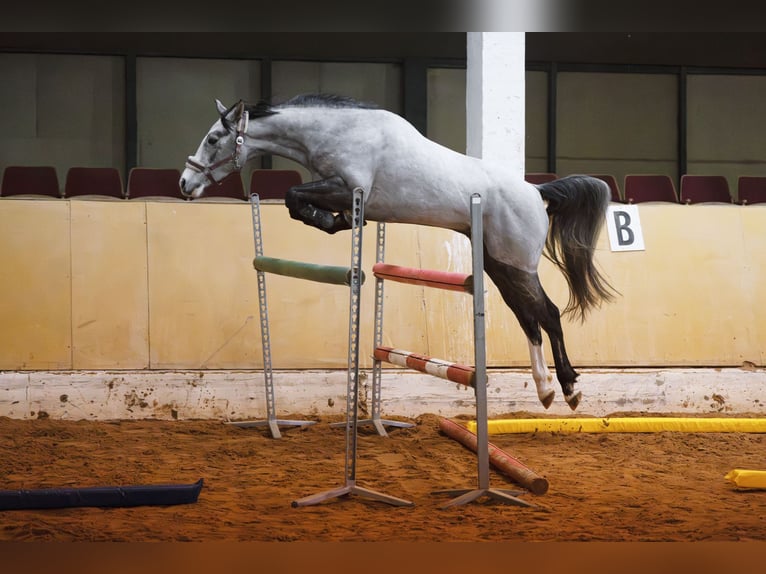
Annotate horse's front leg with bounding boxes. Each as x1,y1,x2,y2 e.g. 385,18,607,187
285,176,355,235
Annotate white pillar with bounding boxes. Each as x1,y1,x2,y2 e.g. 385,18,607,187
466,32,526,176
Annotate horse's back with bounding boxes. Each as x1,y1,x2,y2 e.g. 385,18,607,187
295,106,549,270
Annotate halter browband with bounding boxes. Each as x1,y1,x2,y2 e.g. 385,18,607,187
185,101,250,185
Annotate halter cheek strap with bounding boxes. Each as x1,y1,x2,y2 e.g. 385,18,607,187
234,108,249,169
185,101,250,185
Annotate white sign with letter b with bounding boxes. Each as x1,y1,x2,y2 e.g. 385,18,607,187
606,204,645,252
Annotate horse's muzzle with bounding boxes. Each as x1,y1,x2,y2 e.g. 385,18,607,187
179,178,191,197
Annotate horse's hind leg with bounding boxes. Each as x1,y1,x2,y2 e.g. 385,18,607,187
484,252,581,410
527,339,555,409
483,253,554,408
538,290,582,410
284,176,354,234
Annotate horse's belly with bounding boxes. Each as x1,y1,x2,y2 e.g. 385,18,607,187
364,201,470,233
364,189,472,232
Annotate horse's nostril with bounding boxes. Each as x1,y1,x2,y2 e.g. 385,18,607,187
179,178,186,190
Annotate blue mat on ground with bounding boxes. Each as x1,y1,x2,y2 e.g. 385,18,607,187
0,478,203,510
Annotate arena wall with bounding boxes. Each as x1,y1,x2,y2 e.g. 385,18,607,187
1,199,764,371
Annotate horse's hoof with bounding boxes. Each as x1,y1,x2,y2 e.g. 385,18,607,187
565,391,582,411
540,390,555,409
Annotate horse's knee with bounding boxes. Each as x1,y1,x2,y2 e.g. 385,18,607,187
285,187,301,211
285,188,303,222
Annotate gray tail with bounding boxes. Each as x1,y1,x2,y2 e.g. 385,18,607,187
536,175,618,321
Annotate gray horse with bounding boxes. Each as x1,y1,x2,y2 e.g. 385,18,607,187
180,94,617,410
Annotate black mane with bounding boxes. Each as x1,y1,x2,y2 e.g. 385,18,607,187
243,93,379,119
278,93,380,110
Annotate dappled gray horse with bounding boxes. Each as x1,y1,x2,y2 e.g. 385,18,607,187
180,94,616,410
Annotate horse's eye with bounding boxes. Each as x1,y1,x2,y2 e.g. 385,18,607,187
207,135,219,145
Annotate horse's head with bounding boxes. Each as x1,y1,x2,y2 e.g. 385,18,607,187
179,99,254,199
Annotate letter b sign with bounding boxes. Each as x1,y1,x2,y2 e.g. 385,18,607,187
606,205,645,252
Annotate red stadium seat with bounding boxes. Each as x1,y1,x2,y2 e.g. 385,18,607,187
250,169,302,201
199,172,246,201
65,167,124,199
736,176,766,205
1,166,61,198
127,168,183,199
525,173,557,185
679,175,732,204
588,174,622,203
624,174,678,204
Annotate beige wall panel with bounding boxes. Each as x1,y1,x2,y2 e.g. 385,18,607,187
70,201,149,369
484,279,542,367
414,226,482,365
374,223,430,359
0,200,72,369
254,205,377,369
397,226,536,368
253,214,430,369
2,202,764,371
376,224,533,368
537,204,758,366
738,206,766,366
147,203,389,369
147,202,261,369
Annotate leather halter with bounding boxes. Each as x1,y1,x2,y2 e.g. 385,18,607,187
185,101,250,185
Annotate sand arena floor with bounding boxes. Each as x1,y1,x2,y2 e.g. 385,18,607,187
0,412,764,542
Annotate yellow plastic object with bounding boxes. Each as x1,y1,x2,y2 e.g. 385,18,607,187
465,418,766,435
725,469,766,489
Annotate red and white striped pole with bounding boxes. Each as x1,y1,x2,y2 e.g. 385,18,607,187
373,346,476,388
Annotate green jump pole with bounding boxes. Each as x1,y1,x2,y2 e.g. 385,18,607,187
253,256,365,286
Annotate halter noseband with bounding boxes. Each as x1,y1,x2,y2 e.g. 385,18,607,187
185,101,250,186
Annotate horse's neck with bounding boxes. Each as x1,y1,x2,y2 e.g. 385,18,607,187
248,107,378,171
266,143,307,166
249,137,308,167
246,113,312,167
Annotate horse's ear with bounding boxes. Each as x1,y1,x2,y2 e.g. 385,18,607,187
215,99,228,116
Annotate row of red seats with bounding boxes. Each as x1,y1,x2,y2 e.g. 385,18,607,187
526,173,766,205
0,166,302,201
6,166,764,205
